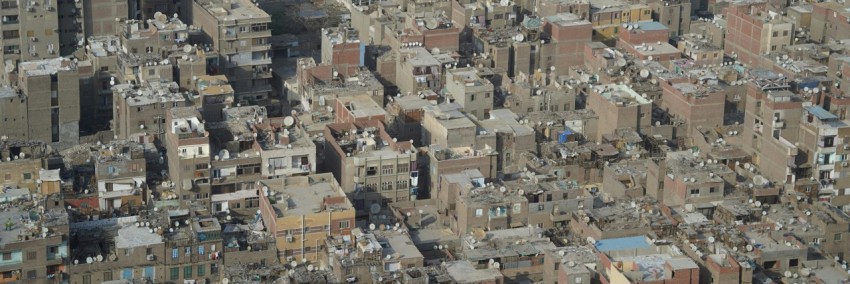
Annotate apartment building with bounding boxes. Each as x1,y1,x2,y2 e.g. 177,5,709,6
164,107,211,209
659,76,726,136
648,0,691,37
0,194,69,283
810,2,850,44
798,106,850,205
258,174,355,262
588,0,653,41
17,57,81,146
445,67,494,119
384,95,431,146
396,47,443,95
741,69,801,184
597,236,700,283
474,109,535,176
0,140,47,192
193,75,234,122
585,84,652,141
93,142,147,216
322,120,418,213
321,26,363,77
112,80,189,142
295,57,384,112
190,0,273,105
724,3,794,67
460,228,556,282
0,0,60,83
207,106,316,196
678,33,724,66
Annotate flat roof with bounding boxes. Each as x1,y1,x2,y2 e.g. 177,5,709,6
805,106,838,121
115,225,164,248
339,95,387,118
595,236,651,251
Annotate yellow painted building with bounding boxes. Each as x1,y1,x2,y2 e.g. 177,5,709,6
259,174,355,263
590,3,653,39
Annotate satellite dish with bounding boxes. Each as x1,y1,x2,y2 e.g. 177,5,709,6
86,257,93,264
708,236,715,243
425,19,440,30
493,262,500,269
616,58,627,67
283,116,295,127
746,244,753,251
513,33,525,42
222,278,230,284
183,44,193,53
754,201,762,208
96,255,103,262
290,261,298,268
784,271,792,278
308,264,314,271
370,203,381,214
639,69,649,78
801,268,811,277
647,56,654,61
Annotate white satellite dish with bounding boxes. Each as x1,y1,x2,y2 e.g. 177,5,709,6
86,257,93,264
784,271,792,278
369,223,376,230
801,268,811,277
647,56,654,61
513,33,525,42
493,262,500,269
746,244,753,251
639,69,650,78
222,278,230,284
708,236,715,243
290,261,298,268
183,44,193,53
370,203,381,214
283,116,295,127
308,264,314,271
96,255,103,262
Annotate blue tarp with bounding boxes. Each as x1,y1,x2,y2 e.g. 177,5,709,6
558,130,572,144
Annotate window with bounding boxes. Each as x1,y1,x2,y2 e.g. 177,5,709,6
475,209,483,217
397,180,408,189
103,271,113,281
26,270,35,279
398,164,409,173
366,166,377,176
690,188,700,197
198,246,205,255
513,203,521,213
26,251,35,260
1,30,18,39
485,92,491,98
783,30,788,36
381,165,394,175
789,258,799,267
470,94,476,101
183,266,192,278
22,173,31,180
172,248,178,259
709,187,717,193
82,275,91,284
538,204,545,211
170,268,179,280
197,264,206,277
269,157,285,169
2,271,11,279
835,233,842,241
772,31,778,37
339,220,350,229
2,252,11,260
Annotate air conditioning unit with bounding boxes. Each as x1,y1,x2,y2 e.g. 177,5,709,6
146,254,155,261
843,162,849,167
286,234,294,243
26,7,35,12
30,37,36,42
45,6,54,11
843,144,849,150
